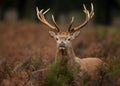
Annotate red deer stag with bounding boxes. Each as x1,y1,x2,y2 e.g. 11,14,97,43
36,3,105,79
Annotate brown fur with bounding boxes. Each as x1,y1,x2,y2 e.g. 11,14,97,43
56,46,103,78
54,32,103,78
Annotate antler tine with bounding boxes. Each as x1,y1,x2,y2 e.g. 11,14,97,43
68,16,74,32
36,7,59,32
90,3,94,18
43,8,50,14
52,15,60,32
70,3,94,33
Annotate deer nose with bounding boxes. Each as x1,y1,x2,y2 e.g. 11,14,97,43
59,42,65,47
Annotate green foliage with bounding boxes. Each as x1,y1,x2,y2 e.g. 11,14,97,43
13,56,43,72
44,61,74,86
108,57,120,78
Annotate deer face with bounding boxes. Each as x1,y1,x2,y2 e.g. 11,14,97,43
49,31,80,49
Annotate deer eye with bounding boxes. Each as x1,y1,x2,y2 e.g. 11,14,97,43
56,38,58,40
68,38,71,41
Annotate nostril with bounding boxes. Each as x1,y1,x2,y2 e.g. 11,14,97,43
59,42,65,47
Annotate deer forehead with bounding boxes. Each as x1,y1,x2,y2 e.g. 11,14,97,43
57,32,71,37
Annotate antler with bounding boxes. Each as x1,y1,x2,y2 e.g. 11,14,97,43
69,3,94,33
36,7,60,32
68,16,74,32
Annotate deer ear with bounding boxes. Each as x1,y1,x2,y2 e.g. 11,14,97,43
71,31,80,39
49,31,56,37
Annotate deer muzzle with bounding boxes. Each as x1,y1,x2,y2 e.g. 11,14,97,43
59,42,65,49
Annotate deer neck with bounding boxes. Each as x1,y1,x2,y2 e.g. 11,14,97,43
56,43,75,64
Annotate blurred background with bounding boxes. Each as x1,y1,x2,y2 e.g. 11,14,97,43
0,0,120,60
0,0,120,25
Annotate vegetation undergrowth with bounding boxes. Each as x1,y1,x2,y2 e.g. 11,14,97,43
44,61,74,86
0,56,120,86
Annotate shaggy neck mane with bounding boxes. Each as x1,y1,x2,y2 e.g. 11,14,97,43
56,44,75,65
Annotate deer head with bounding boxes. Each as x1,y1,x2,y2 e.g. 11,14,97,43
36,3,94,50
